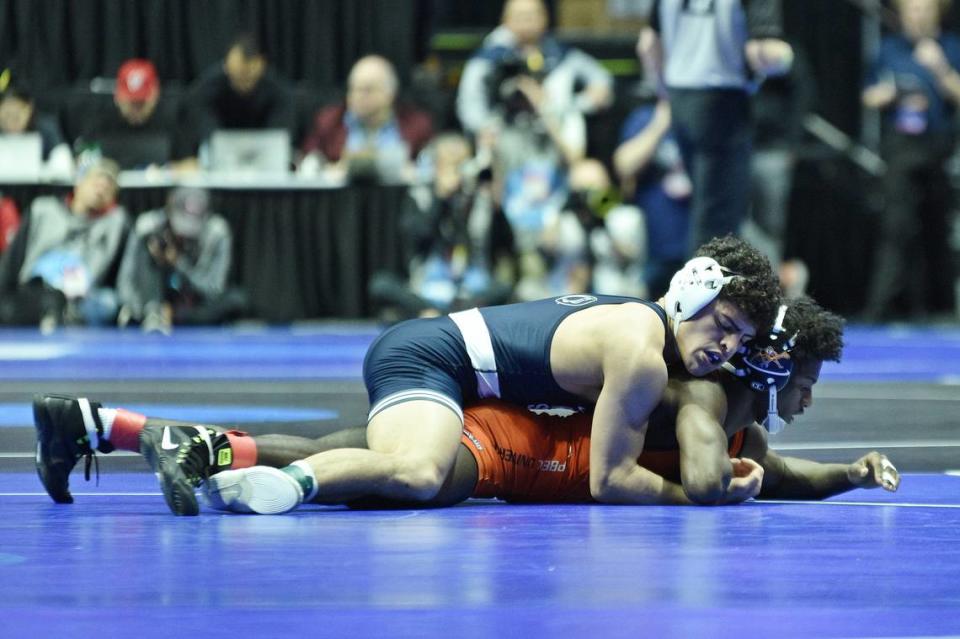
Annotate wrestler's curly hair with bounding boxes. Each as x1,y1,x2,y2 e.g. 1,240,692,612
784,295,845,363
693,235,781,333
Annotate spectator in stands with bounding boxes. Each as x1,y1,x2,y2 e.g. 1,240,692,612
0,82,74,179
456,0,613,141
368,132,513,320
0,158,128,330
861,0,960,321
298,55,434,183
541,158,646,298
614,97,690,297
0,196,20,254
117,186,245,334
75,59,197,171
186,33,295,149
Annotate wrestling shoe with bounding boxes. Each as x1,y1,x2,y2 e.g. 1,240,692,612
203,465,308,514
33,394,113,504
139,425,232,516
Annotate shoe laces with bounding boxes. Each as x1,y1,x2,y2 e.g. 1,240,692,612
177,434,215,486
82,451,100,486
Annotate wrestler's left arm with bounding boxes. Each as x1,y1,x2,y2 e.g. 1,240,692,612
740,423,901,499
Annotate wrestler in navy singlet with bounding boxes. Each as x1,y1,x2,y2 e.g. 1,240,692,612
363,294,672,422
478,294,667,407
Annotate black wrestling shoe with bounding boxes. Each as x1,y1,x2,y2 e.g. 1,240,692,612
33,394,113,504
140,425,232,516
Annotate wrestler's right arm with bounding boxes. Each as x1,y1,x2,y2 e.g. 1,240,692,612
675,380,733,503
588,322,693,505
674,379,763,505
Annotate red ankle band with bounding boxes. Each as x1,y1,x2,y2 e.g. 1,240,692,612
109,409,147,452
225,431,257,469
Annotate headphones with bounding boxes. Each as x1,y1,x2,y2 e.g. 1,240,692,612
722,304,798,435
663,256,736,324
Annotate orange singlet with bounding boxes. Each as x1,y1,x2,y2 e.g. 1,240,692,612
460,401,745,502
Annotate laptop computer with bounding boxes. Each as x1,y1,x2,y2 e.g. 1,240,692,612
207,129,291,175
0,133,43,181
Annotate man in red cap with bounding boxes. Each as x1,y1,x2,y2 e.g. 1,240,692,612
76,58,197,170
114,59,161,126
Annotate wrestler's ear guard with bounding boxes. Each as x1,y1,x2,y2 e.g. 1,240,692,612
664,256,736,324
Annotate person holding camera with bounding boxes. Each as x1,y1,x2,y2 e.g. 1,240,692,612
456,0,613,300
116,186,245,333
456,0,613,156
539,158,647,298
861,0,960,321
369,132,514,320
614,98,691,298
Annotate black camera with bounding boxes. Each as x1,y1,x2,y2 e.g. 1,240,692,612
148,224,198,264
564,188,621,231
148,227,173,252
487,50,547,119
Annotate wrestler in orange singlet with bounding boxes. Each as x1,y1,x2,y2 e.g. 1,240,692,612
462,401,744,503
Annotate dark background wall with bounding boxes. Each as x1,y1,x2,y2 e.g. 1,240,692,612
0,0,867,126
0,0,428,88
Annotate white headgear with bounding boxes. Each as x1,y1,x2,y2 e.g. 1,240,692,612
663,256,735,324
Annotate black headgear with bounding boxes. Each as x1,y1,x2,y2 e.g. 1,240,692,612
722,304,798,434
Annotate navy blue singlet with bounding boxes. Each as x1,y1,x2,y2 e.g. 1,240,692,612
362,294,670,421
477,294,668,408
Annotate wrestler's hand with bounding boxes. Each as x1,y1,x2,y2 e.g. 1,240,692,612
722,457,764,504
848,452,900,492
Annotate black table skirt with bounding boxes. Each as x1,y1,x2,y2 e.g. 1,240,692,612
1,183,408,321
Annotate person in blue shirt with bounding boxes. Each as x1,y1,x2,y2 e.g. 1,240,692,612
861,0,960,320
614,98,691,298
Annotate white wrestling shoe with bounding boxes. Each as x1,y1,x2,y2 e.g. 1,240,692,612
202,466,304,514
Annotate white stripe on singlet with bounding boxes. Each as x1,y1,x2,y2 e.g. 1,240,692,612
448,307,501,399
368,389,464,424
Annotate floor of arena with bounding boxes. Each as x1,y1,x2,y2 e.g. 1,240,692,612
1,323,958,638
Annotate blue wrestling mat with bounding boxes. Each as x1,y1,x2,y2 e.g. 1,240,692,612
0,323,958,382
0,471,957,638
0,403,337,427
828,324,960,383
0,325,378,380
0,323,958,637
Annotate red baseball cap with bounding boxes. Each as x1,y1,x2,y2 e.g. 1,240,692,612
116,59,159,102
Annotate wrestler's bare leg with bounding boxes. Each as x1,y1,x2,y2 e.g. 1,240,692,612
344,444,478,509
255,427,477,507
303,399,464,502
254,428,368,467
206,399,464,513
